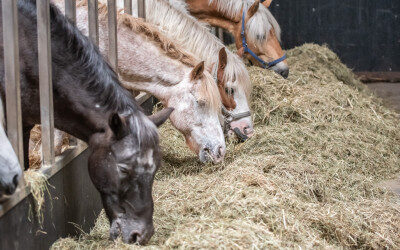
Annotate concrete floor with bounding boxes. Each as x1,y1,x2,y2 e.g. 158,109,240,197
366,82,400,197
367,82,400,113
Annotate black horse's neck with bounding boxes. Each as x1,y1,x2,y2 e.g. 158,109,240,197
12,0,142,141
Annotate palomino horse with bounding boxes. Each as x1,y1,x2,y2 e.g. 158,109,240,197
54,0,227,163
144,0,255,140
0,96,22,197
0,0,172,244
175,0,289,78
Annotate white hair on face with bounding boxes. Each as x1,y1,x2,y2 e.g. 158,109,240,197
146,0,251,97
208,0,281,42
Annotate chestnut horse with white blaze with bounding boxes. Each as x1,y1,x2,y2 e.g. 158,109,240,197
54,0,227,163
172,0,289,78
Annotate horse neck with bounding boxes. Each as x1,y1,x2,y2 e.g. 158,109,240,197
185,0,240,33
88,11,191,105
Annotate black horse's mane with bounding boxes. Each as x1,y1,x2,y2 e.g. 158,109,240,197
19,0,138,113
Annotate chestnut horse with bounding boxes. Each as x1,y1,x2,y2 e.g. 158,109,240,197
0,96,22,197
54,0,227,163
173,0,289,78
0,0,172,244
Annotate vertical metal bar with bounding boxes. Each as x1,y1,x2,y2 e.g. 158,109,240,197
2,0,24,168
218,28,224,43
107,0,118,70
137,0,145,19
37,0,55,167
124,0,132,14
65,0,76,24
88,0,99,46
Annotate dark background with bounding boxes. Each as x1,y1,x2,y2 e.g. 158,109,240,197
268,0,400,72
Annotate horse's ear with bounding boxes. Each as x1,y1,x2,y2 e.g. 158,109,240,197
247,0,260,19
218,48,227,70
191,61,205,81
148,107,174,127
109,113,127,139
261,0,272,8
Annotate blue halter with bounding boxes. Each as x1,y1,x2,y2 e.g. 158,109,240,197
241,8,286,69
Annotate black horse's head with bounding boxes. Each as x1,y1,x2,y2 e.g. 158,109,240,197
88,108,173,245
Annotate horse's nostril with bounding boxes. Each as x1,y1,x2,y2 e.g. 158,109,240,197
280,68,289,78
243,126,254,135
13,174,19,187
218,146,223,157
5,183,16,195
130,232,139,243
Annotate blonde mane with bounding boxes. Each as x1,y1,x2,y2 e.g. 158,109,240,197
209,0,281,42
147,0,251,98
77,0,221,112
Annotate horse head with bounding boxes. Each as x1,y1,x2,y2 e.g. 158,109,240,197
237,0,289,78
88,108,172,245
166,61,226,164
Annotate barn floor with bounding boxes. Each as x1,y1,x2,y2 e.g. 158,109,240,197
367,82,400,113
51,44,400,249
366,82,400,197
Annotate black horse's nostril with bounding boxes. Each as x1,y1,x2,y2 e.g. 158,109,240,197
130,232,140,243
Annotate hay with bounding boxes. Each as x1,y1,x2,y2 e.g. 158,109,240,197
51,43,400,249
29,125,71,169
24,169,52,227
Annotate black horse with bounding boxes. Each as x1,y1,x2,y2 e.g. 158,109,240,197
0,0,172,244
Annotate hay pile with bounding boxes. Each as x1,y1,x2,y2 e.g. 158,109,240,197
51,44,400,249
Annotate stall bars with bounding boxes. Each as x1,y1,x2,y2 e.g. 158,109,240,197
0,0,151,217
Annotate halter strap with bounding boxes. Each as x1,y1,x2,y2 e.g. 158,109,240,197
241,8,286,69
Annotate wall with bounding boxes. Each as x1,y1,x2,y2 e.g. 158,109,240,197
270,0,400,71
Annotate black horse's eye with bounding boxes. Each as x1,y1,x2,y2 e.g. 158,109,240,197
225,87,235,96
118,164,130,175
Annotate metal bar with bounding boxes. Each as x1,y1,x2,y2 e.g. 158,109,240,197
0,142,88,218
218,28,224,43
124,0,132,14
88,0,99,46
2,0,24,168
65,0,76,24
135,92,152,105
137,0,145,19
37,0,55,167
107,0,118,70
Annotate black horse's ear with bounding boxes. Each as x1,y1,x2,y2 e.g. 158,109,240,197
109,113,127,139
148,107,174,127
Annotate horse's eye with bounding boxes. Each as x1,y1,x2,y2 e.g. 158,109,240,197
118,164,130,175
197,99,206,107
225,87,235,96
256,34,265,41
